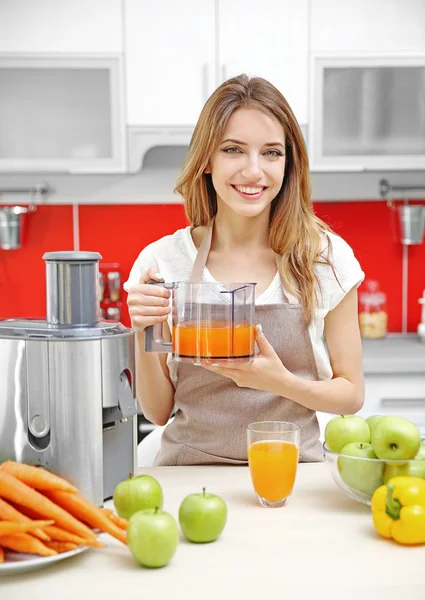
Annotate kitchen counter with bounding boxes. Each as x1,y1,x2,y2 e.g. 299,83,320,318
362,334,425,374
2,463,424,600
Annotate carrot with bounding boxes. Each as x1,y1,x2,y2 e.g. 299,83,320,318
0,461,78,493
102,508,128,530
44,526,103,548
0,546,4,563
0,471,96,541
46,491,127,545
0,498,51,542
44,541,78,553
0,520,54,537
0,533,56,557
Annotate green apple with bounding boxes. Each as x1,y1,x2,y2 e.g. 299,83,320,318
324,415,370,453
127,508,179,568
366,415,384,437
178,487,227,543
337,442,384,496
113,473,163,520
384,459,425,483
415,443,425,461
408,460,425,479
371,416,421,460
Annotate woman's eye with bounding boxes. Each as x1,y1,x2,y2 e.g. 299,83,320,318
264,150,283,157
222,147,241,154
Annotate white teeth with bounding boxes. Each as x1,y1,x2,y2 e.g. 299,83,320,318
234,185,264,195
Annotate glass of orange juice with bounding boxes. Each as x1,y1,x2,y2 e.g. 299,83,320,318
247,421,300,508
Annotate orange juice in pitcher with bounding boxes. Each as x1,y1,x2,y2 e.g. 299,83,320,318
145,281,256,364
172,321,255,360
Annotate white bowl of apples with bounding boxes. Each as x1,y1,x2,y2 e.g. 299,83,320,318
323,414,425,506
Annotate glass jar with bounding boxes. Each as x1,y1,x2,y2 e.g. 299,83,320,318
358,280,388,339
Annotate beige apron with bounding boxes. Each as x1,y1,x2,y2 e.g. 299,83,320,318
153,222,324,466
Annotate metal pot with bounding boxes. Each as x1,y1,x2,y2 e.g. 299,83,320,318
0,205,33,250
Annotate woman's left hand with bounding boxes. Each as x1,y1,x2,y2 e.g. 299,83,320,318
202,325,289,393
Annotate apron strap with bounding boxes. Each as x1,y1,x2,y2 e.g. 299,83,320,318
189,219,300,305
189,221,214,283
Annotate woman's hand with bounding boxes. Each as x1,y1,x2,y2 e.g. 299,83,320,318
203,325,289,393
126,266,171,332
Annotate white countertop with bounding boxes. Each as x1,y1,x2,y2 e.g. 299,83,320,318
2,464,424,600
362,334,425,374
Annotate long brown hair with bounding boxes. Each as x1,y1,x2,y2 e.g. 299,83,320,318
175,74,334,325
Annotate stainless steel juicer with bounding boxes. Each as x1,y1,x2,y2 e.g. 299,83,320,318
0,251,137,505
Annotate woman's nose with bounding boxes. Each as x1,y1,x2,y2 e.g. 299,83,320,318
241,156,263,180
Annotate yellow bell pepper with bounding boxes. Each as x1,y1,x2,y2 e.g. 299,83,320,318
371,476,425,545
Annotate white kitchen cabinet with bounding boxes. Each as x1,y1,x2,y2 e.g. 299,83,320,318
125,0,308,126
125,0,215,127
309,55,425,171
0,56,127,173
219,0,309,126
359,374,425,435
311,0,425,54
309,0,425,171
0,0,123,53
125,0,309,170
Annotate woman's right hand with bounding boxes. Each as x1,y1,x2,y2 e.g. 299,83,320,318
126,266,171,332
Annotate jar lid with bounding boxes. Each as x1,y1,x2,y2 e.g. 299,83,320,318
359,292,386,306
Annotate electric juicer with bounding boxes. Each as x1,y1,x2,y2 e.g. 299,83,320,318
0,251,137,505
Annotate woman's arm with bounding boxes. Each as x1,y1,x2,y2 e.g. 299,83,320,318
206,286,365,415
135,328,175,425
276,285,365,414
127,266,175,426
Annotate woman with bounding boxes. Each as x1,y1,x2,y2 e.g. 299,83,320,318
124,74,365,466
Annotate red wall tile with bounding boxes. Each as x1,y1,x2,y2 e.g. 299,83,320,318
314,201,404,331
0,205,74,318
1,201,425,333
78,204,189,325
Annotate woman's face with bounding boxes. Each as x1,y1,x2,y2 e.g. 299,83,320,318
208,108,286,219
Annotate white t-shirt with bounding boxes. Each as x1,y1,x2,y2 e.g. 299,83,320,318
124,226,365,386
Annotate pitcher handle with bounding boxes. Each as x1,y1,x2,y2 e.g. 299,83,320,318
144,280,173,353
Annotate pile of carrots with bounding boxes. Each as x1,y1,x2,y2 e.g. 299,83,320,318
0,461,128,563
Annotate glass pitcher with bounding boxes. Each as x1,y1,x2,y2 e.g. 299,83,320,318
144,281,256,364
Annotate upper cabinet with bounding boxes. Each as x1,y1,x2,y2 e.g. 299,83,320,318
219,0,308,126
125,0,309,170
0,0,126,173
309,0,425,171
1,0,425,175
0,0,123,54
125,0,215,127
0,56,127,173
311,0,425,54
125,0,308,127
309,56,425,171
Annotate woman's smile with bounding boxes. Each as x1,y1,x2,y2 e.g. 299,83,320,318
231,184,269,200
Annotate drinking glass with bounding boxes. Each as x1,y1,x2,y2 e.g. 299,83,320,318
247,421,300,508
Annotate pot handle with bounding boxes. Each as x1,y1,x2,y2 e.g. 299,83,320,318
144,280,174,353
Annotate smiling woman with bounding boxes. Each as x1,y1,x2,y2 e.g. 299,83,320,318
124,74,365,467
207,109,286,214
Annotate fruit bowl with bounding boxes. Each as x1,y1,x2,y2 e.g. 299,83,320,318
323,441,425,506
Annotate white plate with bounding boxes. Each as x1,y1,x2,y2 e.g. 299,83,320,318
0,545,90,576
